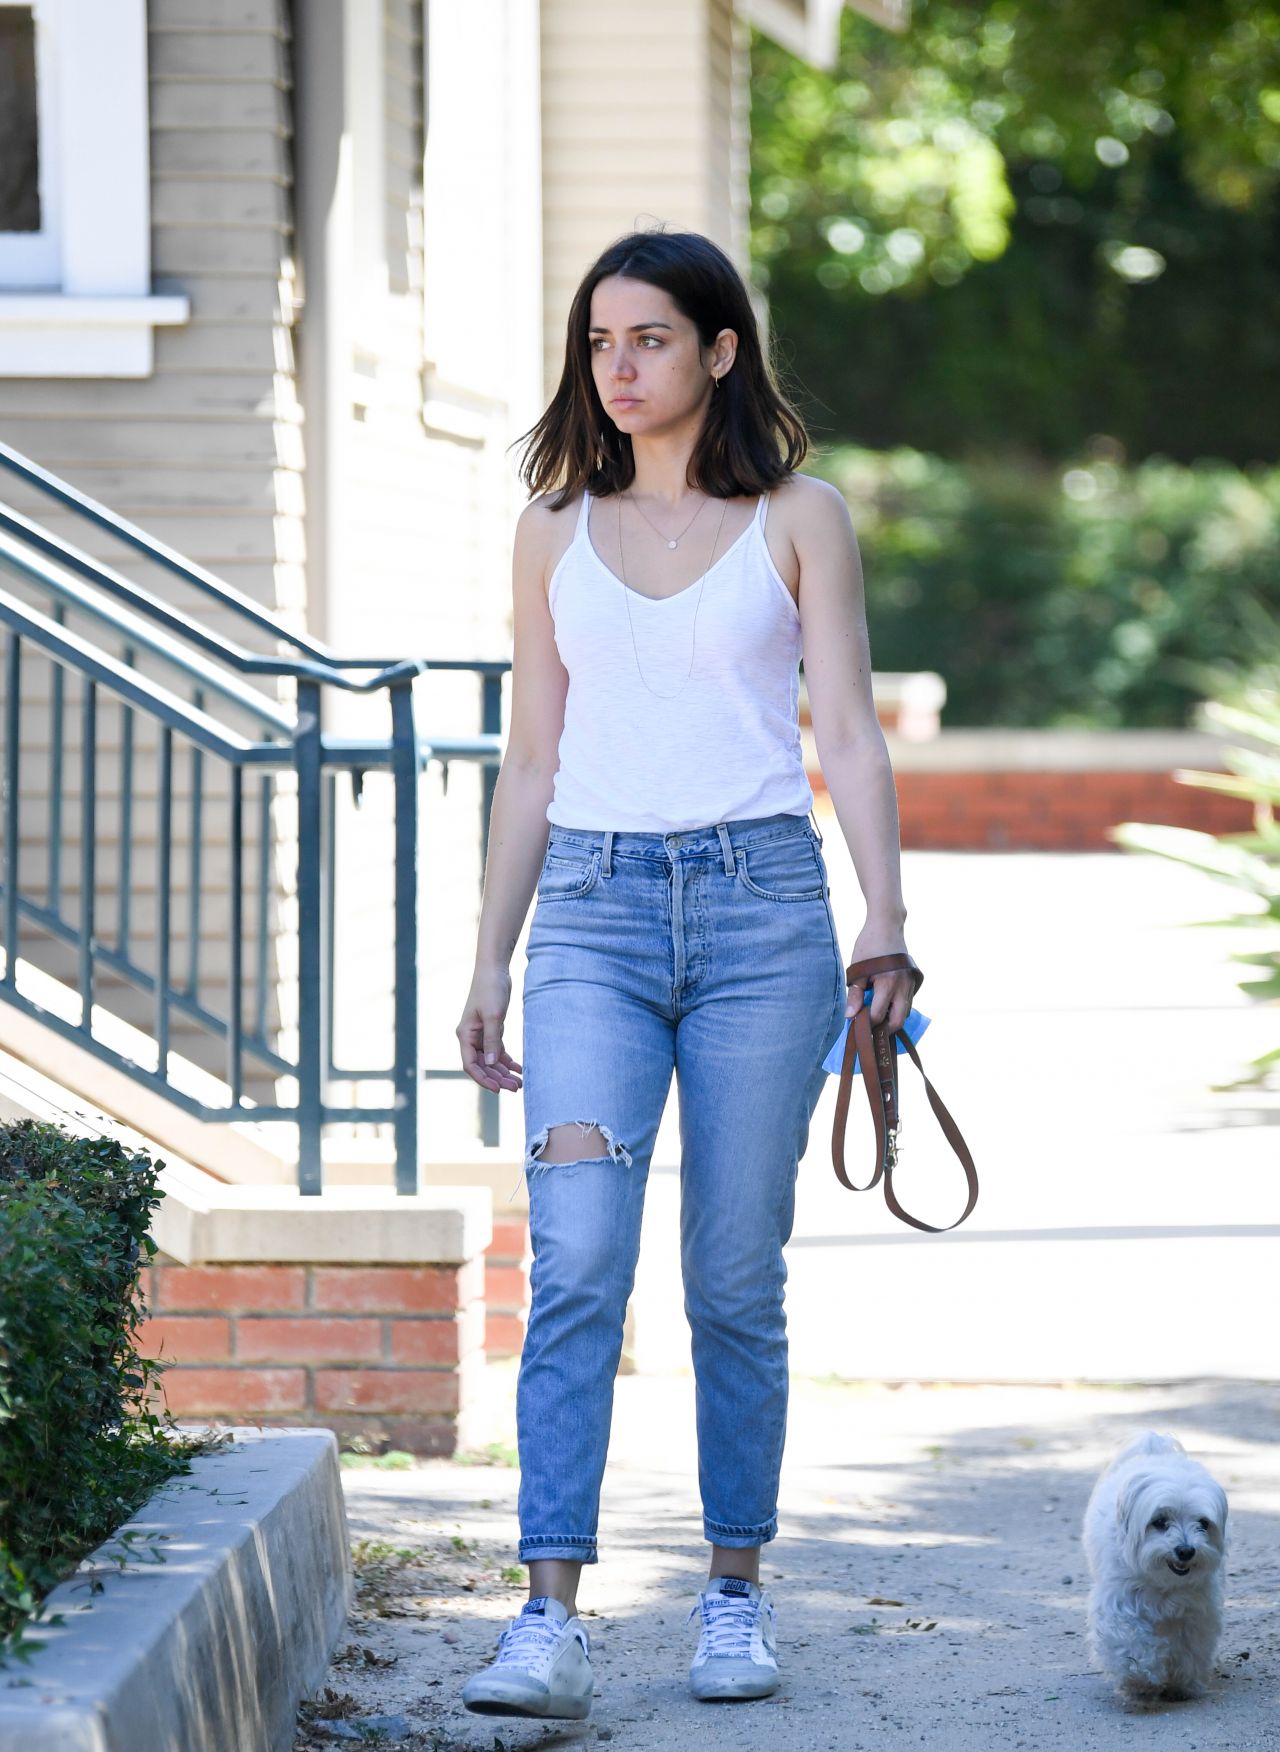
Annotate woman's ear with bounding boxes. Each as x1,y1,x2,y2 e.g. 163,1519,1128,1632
713,328,737,374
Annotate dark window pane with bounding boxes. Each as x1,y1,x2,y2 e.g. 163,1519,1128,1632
0,9,40,233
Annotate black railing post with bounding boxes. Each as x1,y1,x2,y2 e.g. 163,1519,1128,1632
3,634,19,984
228,766,244,1106
156,728,173,1075
479,670,502,1147
79,679,97,1030
295,680,325,1194
389,680,421,1195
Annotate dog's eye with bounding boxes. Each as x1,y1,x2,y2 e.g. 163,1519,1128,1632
1197,1518,1213,1532
1149,1515,1169,1532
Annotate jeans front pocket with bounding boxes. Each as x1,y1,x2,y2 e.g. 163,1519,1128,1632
536,845,602,902
736,832,825,902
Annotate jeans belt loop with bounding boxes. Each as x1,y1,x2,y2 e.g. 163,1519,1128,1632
808,808,824,846
715,822,735,876
602,829,614,878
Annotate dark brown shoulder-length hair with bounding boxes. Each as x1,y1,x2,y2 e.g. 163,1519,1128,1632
514,227,809,509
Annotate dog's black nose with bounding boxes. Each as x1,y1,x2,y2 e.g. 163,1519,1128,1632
1174,1545,1195,1563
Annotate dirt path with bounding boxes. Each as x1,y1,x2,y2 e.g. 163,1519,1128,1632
294,1367,1280,1750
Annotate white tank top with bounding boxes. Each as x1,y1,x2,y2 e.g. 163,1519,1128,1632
544,487,814,831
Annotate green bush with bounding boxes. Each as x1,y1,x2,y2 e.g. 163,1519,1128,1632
809,446,1280,729
0,1121,194,1659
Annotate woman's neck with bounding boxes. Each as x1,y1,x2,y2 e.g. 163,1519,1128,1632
626,432,702,508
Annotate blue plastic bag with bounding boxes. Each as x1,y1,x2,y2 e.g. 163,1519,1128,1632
822,999,931,1076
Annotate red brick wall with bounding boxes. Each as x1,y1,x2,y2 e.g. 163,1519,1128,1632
139,1255,484,1457
811,767,1254,851
484,1213,530,1358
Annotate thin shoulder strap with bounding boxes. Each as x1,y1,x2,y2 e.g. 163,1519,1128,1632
576,488,592,539
756,491,770,530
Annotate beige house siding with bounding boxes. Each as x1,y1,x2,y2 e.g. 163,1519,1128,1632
539,0,749,398
0,0,299,1093
317,0,544,1147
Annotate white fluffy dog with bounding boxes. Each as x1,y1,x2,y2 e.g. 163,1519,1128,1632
1082,1430,1228,1703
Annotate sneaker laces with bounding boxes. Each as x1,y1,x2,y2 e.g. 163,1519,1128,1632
492,1614,564,1676
687,1593,770,1659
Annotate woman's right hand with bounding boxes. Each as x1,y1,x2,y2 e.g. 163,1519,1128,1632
457,963,523,1093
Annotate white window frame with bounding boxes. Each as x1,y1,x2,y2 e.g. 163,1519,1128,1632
0,0,188,376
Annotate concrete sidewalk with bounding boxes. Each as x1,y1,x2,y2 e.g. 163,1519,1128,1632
627,834,1279,1380
295,834,1278,1745
297,1366,1280,1749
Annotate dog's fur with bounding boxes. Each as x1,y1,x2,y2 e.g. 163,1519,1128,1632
1082,1430,1228,1702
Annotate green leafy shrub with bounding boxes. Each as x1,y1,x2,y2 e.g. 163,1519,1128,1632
809,446,1280,729
0,1121,194,1658
1110,645,1280,1089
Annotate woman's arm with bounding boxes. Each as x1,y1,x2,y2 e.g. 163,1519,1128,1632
789,475,914,1033
458,499,570,1091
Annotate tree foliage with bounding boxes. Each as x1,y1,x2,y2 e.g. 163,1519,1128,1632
752,2,1280,463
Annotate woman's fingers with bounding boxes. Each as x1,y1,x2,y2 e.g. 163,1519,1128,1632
864,973,914,1033
458,1019,523,1092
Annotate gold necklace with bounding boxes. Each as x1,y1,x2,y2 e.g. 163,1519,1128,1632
617,491,730,701
626,488,709,549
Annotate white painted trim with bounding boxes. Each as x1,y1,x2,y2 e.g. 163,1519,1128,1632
740,0,908,65
0,0,190,375
0,293,188,324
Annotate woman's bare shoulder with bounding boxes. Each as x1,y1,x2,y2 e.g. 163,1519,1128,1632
769,470,847,527
770,473,850,553
517,489,585,596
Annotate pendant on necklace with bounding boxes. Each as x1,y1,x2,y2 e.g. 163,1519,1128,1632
667,539,677,549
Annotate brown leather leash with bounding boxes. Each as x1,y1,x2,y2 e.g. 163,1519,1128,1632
831,952,979,1233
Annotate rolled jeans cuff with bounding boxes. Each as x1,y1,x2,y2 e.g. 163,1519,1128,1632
704,1515,776,1548
519,1534,599,1565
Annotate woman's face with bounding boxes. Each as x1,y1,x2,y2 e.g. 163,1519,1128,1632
588,275,732,436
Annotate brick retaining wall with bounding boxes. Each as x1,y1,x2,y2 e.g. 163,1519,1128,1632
139,1254,485,1456
484,1213,531,1357
806,726,1253,851
870,768,1253,851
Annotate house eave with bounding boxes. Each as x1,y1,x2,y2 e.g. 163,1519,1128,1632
740,0,909,66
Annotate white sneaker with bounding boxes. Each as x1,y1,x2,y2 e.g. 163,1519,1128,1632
687,1576,780,1700
462,1595,593,1719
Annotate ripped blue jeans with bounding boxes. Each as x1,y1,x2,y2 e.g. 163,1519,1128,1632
516,811,846,1564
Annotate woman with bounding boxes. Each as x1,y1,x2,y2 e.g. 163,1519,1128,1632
455,228,915,1720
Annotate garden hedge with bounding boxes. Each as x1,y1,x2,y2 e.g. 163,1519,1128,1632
0,1120,191,1658
811,446,1280,730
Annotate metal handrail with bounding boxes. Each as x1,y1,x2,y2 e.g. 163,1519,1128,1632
0,440,511,1193
0,493,424,692
0,524,295,733
0,438,412,682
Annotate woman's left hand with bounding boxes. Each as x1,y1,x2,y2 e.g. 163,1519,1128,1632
845,924,915,1033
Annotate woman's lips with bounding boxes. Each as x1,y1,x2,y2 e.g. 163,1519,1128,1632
612,397,641,406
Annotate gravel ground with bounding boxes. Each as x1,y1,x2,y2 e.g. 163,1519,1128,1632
294,1365,1280,1751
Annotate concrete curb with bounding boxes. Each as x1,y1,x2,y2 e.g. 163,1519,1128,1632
0,1427,352,1752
